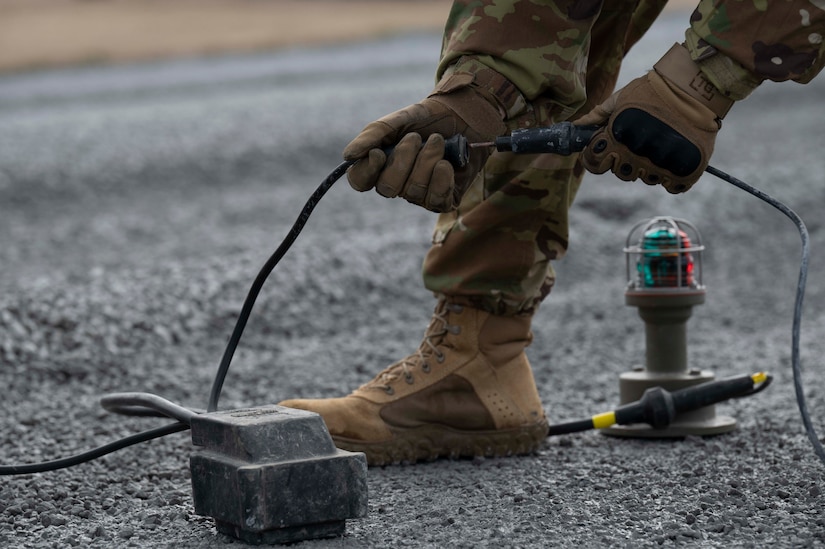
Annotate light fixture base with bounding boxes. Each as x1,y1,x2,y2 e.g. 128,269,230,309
601,369,737,438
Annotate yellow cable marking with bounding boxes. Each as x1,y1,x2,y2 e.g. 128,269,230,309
592,411,616,429
751,372,768,384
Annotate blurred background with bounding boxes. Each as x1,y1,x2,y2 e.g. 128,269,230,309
0,0,698,74
0,0,450,73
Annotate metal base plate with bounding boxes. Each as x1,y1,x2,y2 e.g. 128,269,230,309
603,368,738,437
601,415,737,438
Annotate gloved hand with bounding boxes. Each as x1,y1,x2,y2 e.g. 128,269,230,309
343,76,507,212
577,43,734,193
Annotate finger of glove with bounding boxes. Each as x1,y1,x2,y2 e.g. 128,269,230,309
574,94,618,127
580,128,615,175
640,169,675,189
423,160,455,212
401,133,446,207
375,133,422,198
663,178,693,194
613,159,643,182
582,137,646,183
344,121,397,161
347,148,387,192
344,102,441,160
640,169,662,187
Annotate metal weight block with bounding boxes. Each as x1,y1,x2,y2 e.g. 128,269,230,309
189,405,368,545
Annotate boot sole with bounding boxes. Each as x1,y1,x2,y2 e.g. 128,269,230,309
332,419,550,466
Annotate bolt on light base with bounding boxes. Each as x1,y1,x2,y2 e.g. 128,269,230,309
602,217,736,438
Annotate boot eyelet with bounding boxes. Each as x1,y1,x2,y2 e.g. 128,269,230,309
405,373,414,384
384,386,395,395
449,325,461,334
421,363,431,373
436,352,446,363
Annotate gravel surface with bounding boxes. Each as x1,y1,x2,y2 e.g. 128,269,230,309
2,15,825,548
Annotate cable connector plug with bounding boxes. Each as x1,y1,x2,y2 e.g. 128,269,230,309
548,372,772,436
490,122,599,155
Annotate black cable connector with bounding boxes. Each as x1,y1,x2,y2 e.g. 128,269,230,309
493,122,599,155
547,373,772,437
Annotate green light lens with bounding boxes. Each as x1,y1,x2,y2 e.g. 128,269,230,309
637,227,694,288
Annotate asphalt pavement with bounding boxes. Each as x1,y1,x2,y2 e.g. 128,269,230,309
1,13,825,548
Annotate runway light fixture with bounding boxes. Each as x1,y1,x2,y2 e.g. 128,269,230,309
603,216,737,437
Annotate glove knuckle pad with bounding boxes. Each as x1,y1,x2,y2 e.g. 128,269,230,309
611,109,702,177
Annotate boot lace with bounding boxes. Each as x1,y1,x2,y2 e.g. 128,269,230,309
364,303,462,394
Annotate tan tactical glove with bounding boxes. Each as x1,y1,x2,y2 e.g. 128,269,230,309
343,72,508,212
577,43,734,193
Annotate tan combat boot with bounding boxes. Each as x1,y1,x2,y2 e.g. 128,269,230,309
278,299,549,466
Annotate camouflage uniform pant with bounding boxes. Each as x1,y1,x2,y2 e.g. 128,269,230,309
423,1,669,316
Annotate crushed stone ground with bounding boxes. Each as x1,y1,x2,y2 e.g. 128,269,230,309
2,17,825,548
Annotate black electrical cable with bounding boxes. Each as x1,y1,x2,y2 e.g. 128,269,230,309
705,165,824,465
206,159,355,412
546,167,820,465
0,161,355,475
100,392,200,424
0,422,188,476
201,158,823,466
2,148,820,474
205,136,463,411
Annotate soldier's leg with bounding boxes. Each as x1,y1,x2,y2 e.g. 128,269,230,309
424,151,583,316
279,155,582,467
420,0,670,314
281,113,591,467
279,4,668,466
